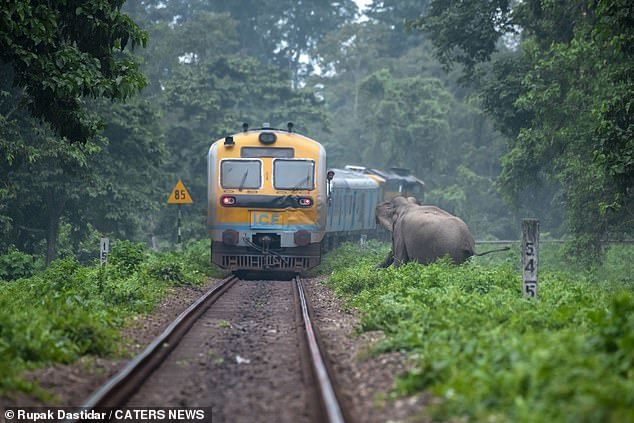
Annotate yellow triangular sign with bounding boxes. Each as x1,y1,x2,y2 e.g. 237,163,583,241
168,179,193,204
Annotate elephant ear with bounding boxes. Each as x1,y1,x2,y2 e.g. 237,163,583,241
375,202,395,232
377,214,393,231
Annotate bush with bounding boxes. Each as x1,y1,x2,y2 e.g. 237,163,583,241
145,254,186,284
323,243,634,422
0,240,222,397
109,240,146,276
0,247,44,281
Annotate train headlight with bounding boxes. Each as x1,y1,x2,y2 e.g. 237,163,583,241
294,230,311,246
222,230,239,245
298,197,313,207
221,195,236,206
258,132,277,144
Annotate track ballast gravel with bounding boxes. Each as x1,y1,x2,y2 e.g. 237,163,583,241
126,279,315,423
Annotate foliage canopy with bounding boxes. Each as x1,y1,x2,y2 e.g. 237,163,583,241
415,0,634,256
0,0,148,143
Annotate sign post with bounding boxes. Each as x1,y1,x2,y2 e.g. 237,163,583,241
167,179,193,249
100,237,109,267
521,219,539,298
177,205,182,245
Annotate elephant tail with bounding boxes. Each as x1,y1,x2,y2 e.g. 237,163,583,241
474,246,511,256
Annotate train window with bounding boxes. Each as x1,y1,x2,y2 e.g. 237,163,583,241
385,180,400,191
220,160,262,189
273,159,314,190
241,147,294,158
410,183,423,195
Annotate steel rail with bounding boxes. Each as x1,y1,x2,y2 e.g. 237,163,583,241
294,277,346,423
69,274,238,419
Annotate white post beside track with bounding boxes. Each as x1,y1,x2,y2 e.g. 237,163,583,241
521,219,539,298
100,237,109,267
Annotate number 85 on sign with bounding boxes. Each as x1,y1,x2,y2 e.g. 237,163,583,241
168,179,193,205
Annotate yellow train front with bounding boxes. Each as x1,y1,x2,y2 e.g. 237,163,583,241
207,124,327,274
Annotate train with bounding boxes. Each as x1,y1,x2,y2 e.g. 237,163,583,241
207,124,424,274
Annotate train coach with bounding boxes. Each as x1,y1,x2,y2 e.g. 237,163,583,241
207,123,327,273
207,123,426,274
323,167,381,250
322,166,425,248
344,165,425,202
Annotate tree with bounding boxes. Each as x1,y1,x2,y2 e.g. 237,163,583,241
0,96,165,264
366,0,431,56
416,0,634,259
358,69,452,179
122,12,239,97
412,0,515,72
314,14,516,237
124,0,357,84
0,0,147,144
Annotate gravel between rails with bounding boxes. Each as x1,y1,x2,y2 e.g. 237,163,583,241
125,279,315,423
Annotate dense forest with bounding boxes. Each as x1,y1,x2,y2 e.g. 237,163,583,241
1,0,632,265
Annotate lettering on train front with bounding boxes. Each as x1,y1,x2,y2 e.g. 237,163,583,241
252,212,281,227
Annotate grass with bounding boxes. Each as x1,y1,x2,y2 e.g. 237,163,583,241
473,240,633,285
0,239,223,397
319,241,634,422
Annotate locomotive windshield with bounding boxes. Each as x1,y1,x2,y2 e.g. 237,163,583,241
273,159,315,190
221,159,261,189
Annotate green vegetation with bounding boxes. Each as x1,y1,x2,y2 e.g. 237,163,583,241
1,1,338,259
415,0,634,257
320,243,634,422
0,239,221,397
0,1,630,416
0,1,148,143
0,247,44,281
316,2,513,238
2,1,631,263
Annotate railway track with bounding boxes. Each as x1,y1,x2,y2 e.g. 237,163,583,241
71,275,349,423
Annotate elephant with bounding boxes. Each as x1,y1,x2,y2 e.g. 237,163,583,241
376,196,508,267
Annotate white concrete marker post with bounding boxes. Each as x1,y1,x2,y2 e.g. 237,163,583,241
521,219,539,298
100,237,109,267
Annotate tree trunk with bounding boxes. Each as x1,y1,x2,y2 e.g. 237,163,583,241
45,212,61,266
45,191,65,266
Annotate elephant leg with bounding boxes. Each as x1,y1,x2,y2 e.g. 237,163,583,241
392,234,409,267
377,250,394,268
